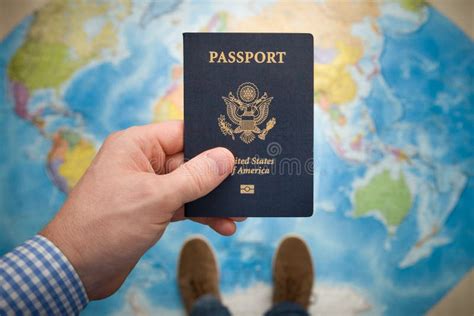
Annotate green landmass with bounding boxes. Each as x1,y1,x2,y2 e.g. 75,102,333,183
399,0,427,12
354,170,412,228
7,0,131,92
60,130,81,147
8,41,82,91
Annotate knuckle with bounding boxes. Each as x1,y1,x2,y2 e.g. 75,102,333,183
104,131,124,146
165,155,184,173
124,126,140,135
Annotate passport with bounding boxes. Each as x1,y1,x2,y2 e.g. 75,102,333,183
184,33,313,217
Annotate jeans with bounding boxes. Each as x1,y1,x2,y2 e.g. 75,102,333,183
190,294,309,316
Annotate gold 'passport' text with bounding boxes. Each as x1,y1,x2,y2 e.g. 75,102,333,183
209,51,286,64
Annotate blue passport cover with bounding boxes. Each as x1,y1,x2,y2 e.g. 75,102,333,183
184,33,313,217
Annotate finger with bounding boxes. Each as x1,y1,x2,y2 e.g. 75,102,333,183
160,147,234,209
171,209,239,236
230,217,247,222
190,217,237,236
170,207,186,221
164,152,184,174
207,218,236,236
125,121,184,158
171,208,245,223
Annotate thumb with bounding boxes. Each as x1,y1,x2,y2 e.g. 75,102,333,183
162,147,234,207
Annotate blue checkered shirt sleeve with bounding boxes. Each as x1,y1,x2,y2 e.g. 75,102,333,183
0,235,89,315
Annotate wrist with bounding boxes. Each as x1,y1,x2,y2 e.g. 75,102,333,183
40,217,93,298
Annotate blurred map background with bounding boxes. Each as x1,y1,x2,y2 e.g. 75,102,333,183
0,1,473,315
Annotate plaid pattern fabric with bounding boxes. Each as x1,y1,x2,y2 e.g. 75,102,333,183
0,235,88,315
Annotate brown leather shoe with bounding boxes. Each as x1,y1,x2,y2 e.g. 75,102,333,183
178,237,221,313
272,235,314,310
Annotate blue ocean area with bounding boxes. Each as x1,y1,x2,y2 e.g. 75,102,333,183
64,21,177,141
377,8,474,166
362,7,474,314
0,2,473,316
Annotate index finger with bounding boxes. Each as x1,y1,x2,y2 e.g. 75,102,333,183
126,120,184,158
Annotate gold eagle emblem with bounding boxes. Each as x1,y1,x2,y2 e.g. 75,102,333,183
218,82,276,144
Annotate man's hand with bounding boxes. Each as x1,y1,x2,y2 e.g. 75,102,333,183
40,121,240,300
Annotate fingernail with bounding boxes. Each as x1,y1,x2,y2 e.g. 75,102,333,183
207,149,232,176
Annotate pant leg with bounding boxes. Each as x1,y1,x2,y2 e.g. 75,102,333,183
190,294,232,316
264,301,309,316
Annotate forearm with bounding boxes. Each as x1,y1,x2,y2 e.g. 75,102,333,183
0,235,88,315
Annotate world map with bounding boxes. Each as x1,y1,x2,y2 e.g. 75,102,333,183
0,0,473,315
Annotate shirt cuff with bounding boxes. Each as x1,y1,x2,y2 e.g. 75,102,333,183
0,235,89,315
